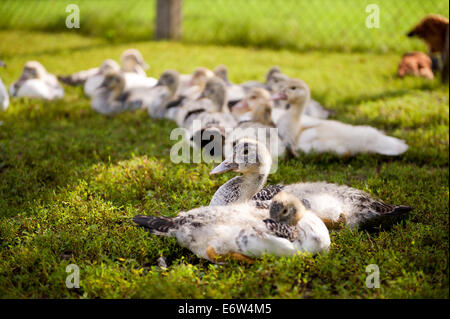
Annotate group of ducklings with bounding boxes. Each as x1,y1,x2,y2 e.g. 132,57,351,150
0,49,413,263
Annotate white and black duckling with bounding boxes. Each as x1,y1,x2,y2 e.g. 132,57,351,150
0,60,9,111
133,192,329,263
147,70,181,118
164,67,215,122
224,88,290,159
187,77,237,153
210,139,412,230
274,79,409,157
9,61,64,100
266,192,330,253
91,70,147,115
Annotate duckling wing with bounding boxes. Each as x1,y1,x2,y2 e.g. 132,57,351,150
84,74,104,97
57,67,99,86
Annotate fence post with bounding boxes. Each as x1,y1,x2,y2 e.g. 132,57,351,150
155,0,182,40
442,25,449,83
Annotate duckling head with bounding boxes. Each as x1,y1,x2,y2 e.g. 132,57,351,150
213,65,230,84
120,48,149,72
197,77,227,112
272,78,310,108
99,70,125,93
20,61,47,80
265,66,282,84
269,192,305,226
99,59,121,75
189,67,214,88
267,72,289,93
210,138,272,176
157,70,180,95
234,88,274,125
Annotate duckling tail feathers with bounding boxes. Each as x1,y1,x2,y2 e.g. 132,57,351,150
133,215,176,236
372,135,409,156
361,205,413,231
57,74,85,86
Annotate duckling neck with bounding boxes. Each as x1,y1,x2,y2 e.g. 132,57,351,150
210,171,268,206
213,94,228,113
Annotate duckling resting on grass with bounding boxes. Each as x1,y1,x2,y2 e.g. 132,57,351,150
210,139,412,230
9,61,64,100
133,191,330,264
273,78,409,157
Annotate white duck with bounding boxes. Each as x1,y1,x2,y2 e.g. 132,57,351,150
210,139,412,230
133,192,329,263
0,60,9,111
9,61,64,100
273,79,409,157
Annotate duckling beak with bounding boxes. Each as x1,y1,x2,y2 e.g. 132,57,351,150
210,160,239,175
140,61,149,70
232,99,249,112
271,92,287,101
196,92,207,101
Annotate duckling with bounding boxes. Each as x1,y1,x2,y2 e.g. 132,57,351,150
133,197,329,264
224,89,288,159
187,77,237,153
120,49,158,90
213,65,247,103
9,61,64,100
210,139,413,230
147,70,180,118
0,60,9,111
274,79,409,156
266,67,333,119
266,192,330,253
210,138,273,206
91,70,146,115
178,67,214,97
83,59,121,97
120,48,149,76
166,67,215,122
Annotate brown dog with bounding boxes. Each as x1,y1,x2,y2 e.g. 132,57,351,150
398,51,434,79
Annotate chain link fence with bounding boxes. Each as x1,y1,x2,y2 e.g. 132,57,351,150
0,0,448,53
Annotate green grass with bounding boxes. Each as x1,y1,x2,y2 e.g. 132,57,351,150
0,30,448,298
0,0,448,52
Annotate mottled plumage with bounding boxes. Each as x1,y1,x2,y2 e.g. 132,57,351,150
211,139,412,229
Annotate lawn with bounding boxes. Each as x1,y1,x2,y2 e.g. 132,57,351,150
0,0,448,52
0,30,448,298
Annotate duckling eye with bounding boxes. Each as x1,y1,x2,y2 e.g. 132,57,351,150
249,95,256,100
290,86,296,90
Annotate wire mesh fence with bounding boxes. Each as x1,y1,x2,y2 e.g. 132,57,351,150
0,0,448,53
